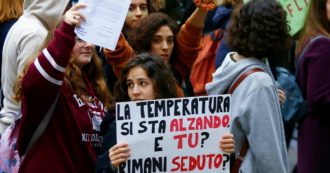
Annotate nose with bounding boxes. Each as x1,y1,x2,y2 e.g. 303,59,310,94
162,40,169,51
135,7,142,17
132,85,141,95
83,42,94,49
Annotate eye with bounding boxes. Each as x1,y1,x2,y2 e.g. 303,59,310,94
140,5,147,11
140,81,148,86
128,5,135,12
75,38,83,43
167,37,174,44
127,82,134,88
152,37,162,44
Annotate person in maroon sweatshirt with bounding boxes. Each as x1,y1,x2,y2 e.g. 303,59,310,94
14,3,112,172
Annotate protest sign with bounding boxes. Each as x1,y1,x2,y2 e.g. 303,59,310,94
279,0,309,36
116,95,231,173
75,0,131,50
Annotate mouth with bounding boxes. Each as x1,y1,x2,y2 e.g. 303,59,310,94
81,52,92,55
159,54,170,62
132,99,144,101
160,54,169,58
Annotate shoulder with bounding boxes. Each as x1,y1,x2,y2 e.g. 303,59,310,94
305,36,330,56
239,69,275,95
8,17,47,38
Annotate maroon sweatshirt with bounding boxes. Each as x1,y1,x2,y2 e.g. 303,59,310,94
17,22,106,173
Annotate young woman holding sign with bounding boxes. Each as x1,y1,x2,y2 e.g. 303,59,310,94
95,53,235,173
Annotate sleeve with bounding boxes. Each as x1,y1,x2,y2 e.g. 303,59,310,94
303,39,330,112
240,85,288,173
173,22,203,80
96,120,117,173
18,22,76,155
103,33,135,77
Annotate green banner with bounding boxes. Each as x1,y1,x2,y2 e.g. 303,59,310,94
243,0,310,36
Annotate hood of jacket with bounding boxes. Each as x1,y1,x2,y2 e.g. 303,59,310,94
206,52,273,95
23,0,70,30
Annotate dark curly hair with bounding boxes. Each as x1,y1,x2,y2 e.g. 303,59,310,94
227,0,290,60
129,12,179,58
114,53,178,102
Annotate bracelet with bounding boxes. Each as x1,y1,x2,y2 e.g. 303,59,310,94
194,0,217,11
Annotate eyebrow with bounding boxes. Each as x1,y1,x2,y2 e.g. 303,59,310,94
153,35,174,38
127,78,150,81
131,3,147,6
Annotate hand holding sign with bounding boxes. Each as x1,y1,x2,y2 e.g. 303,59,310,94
219,133,235,153
109,142,131,169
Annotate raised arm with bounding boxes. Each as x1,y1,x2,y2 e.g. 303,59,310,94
103,34,135,77
174,2,211,81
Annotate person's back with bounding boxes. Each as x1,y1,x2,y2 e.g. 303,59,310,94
0,0,70,133
206,0,290,172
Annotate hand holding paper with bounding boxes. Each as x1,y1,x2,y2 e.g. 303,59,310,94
64,3,86,26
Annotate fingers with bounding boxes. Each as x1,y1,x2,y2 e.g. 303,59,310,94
70,2,87,11
194,0,217,11
63,3,86,26
109,143,131,168
277,89,286,105
219,133,235,154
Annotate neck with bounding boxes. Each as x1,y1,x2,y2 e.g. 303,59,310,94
233,53,246,61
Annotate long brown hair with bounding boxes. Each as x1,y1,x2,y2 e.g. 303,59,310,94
297,0,330,54
65,51,112,109
0,0,23,22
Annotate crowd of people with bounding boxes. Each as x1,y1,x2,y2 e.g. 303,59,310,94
0,0,329,172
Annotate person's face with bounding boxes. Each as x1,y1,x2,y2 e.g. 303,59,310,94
150,25,174,64
72,38,95,68
125,0,149,28
127,66,156,101
327,0,330,21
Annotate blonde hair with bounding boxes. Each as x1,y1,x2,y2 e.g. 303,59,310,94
0,0,23,22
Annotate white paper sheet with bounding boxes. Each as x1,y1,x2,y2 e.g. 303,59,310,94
75,0,131,50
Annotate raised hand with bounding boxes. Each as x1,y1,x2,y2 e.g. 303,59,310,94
194,0,217,11
63,3,86,26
